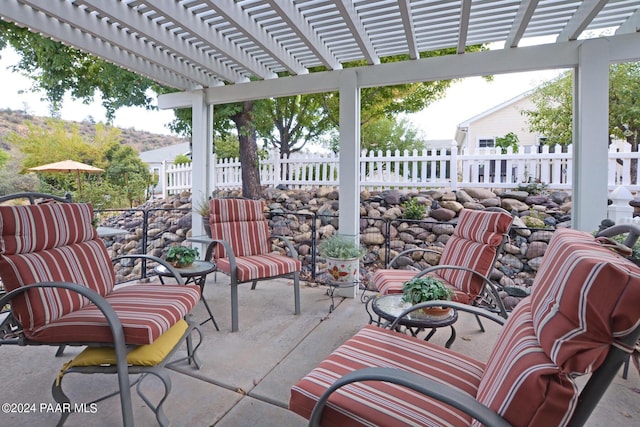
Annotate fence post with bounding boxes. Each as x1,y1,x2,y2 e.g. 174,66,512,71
161,160,168,199
608,185,634,224
450,144,458,191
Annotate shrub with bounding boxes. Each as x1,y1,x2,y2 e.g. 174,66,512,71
402,198,426,220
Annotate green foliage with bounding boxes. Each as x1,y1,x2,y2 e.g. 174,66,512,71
402,198,427,220
0,148,8,169
214,134,240,159
607,234,640,260
402,276,454,304
318,234,365,259
494,132,520,154
0,21,161,122
7,118,149,207
165,246,199,267
174,154,191,165
525,63,640,152
515,179,548,195
194,195,210,217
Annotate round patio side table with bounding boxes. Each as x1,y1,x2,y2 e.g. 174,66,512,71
154,260,219,331
371,294,458,348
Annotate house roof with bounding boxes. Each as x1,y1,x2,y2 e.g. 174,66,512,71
139,142,191,165
3,1,639,94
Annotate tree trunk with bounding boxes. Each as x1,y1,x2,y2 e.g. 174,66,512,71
232,101,261,199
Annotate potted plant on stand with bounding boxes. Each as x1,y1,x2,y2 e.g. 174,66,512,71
165,246,199,268
402,276,454,318
319,234,364,298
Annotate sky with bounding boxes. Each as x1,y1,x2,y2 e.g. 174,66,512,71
0,46,563,141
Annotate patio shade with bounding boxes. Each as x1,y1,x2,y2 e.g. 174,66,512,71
28,160,104,192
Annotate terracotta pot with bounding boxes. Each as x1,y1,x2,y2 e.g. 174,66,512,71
413,306,452,319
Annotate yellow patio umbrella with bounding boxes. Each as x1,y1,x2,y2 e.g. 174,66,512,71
28,159,104,193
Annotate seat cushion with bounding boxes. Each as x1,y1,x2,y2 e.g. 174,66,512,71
209,198,271,258
216,253,301,283
473,299,577,427
23,284,201,346
530,228,640,374
371,269,472,304
290,325,484,426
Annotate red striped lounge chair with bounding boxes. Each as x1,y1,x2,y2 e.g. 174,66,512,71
0,200,202,427
370,208,513,319
290,227,640,427
207,198,301,332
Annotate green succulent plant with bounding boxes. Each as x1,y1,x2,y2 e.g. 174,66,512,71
165,246,199,267
318,234,365,259
402,276,454,305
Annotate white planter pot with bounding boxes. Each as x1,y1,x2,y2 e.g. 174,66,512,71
326,256,359,298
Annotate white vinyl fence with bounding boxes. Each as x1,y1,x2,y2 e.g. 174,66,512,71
158,144,640,197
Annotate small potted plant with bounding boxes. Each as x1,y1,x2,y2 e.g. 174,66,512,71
402,276,454,317
318,234,365,284
194,195,211,237
165,245,199,268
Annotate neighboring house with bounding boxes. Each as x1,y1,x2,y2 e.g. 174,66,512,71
139,142,191,176
455,89,542,154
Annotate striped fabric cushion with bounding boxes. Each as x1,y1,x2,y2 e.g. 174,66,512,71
290,325,485,426
0,203,116,330
216,253,301,283
437,209,511,298
0,203,97,254
209,198,271,258
24,284,201,345
530,228,640,374
371,269,472,304
474,299,577,427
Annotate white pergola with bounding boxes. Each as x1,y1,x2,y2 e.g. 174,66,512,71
3,0,640,236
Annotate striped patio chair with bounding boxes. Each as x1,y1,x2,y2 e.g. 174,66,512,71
370,208,513,319
290,228,640,427
207,198,301,332
0,200,203,426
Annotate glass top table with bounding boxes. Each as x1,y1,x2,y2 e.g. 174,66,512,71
371,294,458,348
154,260,219,330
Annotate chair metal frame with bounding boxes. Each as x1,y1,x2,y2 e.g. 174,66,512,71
308,299,640,427
204,198,301,332
0,193,202,426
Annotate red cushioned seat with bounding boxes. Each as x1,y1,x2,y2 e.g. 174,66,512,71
0,203,200,345
208,198,301,332
290,228,640,427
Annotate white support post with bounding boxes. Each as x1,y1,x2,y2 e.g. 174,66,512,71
338,69,360,298
191,91,213,243
572,39,609,231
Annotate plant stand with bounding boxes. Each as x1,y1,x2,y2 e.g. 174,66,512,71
325,256,359,299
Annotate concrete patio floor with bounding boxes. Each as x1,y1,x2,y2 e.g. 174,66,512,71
1,274,639,427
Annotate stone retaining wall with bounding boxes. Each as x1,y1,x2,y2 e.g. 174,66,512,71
102,187,573,301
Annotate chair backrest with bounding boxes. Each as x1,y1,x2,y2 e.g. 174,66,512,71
437,208,512,298
208,198,271,259
0,203,115,333
471,228,640,427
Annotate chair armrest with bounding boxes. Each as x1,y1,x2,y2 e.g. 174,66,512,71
596,224,640,248
112,254,185,285
388,300,507,330
0,282,133,425
270,235,299,258
309,367,513,427
415,265,508,318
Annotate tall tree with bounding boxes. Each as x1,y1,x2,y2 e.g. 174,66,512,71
525,63,640,181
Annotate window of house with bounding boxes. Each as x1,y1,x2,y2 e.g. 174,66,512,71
478,138,495,148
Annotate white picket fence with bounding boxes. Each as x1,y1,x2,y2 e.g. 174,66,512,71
158,144,640,197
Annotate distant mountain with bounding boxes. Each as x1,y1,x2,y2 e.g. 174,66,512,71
0,108,187,153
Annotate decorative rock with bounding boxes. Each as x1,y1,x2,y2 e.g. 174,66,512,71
441,192,457,201
525,241,547,259
440,200,464,212
361,231,385,245
382,207,403,220
463,188,496,199
429,208,456,221
527,256,544,270
456,190,474,204
550,191,570,204
530,231,554,242
501,198,529,211
501,254,524,271
462,202,486,210
383,190,403,205
510,216,531,237
432,223,455,235
480,198,501,207
501,191,529,201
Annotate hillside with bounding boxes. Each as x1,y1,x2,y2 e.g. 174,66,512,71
0,108,186,153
